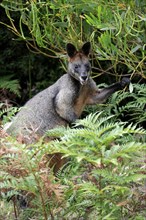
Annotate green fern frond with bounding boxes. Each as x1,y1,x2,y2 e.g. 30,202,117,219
44,113,146,166
95,83,146,127
0,75,20,96
1,113,146,219
75,112,115,130
0,106,19,124
109,91,136,106
45,125,70,138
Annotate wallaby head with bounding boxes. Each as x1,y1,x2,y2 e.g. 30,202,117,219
66,42,91,85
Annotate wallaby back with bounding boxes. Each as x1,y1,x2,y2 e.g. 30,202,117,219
6,42,130,143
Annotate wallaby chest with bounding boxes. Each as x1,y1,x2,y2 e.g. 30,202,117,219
74,85,90,117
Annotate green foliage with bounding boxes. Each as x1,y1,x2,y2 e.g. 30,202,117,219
0,105,19,124
0,75,20,96
0,200,14,220
108,83,146,126
0,113,146,219
86,83,146,128
0,1,146,219
0,7,63,104
1,0,146,79
40,113,146,219
0,138,63,220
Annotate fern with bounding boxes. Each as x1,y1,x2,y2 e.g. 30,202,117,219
0,75,20,96
90,83,146,128
1,113,146,219
44,113,146,219
0,106,19,124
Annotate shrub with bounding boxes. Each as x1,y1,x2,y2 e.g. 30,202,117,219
0,113,146,219
1,0,146,80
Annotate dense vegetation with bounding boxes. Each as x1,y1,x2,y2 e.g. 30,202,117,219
0,0,146,219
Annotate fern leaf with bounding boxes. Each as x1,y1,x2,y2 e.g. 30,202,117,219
0,75,20,96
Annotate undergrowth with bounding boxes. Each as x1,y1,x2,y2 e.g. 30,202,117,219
0,111,146,220
85,83,146,129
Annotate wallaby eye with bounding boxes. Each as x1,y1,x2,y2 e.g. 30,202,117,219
85,64,90,71
74,64,80,70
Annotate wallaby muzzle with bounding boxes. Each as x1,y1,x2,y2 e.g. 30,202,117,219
79,74,89,85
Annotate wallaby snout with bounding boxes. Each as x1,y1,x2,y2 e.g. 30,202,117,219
80,73,88,85
81,74,88,81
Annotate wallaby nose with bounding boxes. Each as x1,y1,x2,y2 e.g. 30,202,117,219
81,75,87,81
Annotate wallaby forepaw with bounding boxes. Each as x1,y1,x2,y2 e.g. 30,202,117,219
121,77,130,88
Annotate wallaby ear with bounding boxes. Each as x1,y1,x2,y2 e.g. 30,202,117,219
66,43,77,58
81,42,91,56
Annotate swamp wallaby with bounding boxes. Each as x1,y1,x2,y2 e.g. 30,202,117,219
6,42,130,142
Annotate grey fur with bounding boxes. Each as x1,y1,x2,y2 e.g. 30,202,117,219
6,42,130,141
